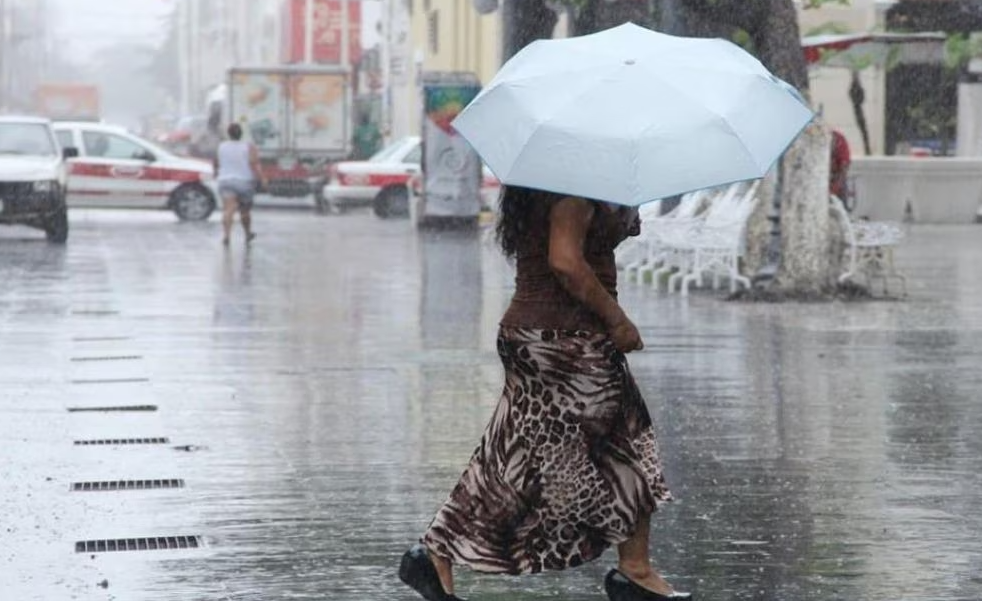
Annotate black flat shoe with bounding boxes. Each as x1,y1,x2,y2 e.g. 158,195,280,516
604,568,692,601
398,544,465,601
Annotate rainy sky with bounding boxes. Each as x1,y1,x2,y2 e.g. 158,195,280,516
49,0,175,60
48,0,382,61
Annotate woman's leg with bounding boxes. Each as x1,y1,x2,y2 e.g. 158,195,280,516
616,512,676,595
240,205,253,240
221,194,238,244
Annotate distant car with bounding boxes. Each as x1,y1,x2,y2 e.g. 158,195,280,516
53,121,217,221
323,136,501,218
0,116,73,242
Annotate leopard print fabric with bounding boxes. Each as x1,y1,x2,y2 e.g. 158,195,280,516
422,327,672,575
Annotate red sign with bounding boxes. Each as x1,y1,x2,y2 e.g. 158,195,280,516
35,84,100,120
283,0,362,66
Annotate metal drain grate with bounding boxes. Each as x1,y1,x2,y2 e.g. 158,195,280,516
71,378,150,385
75,535,202,553
74,437,169,446
67,405,158,413
71,479,185,492
71,355,143,362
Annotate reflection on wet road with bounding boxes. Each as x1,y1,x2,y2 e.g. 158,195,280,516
1,210,980,600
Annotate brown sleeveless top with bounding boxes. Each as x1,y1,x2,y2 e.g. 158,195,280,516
500,199,639,333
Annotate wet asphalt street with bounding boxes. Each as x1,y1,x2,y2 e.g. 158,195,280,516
1,208,981,601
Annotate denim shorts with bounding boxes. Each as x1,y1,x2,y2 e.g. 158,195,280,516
218,179,256,208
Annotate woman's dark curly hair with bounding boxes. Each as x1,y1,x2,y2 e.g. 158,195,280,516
495,186,565,259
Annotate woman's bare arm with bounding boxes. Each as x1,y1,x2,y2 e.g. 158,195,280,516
249,144,268,188
548,197,642,351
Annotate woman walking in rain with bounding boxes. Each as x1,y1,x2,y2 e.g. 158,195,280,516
215,123,267,246
398,186,689,601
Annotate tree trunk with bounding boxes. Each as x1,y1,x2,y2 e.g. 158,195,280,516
656,0,847,298
502,0,558,60
849,70,872,155
572,0,655,35
752,0,809,92
659,0,737,38
775,121,834,295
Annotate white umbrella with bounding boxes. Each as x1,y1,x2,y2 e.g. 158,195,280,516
452,23,815,207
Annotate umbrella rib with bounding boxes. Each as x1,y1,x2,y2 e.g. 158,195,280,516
498,67,633,187
488,62,621,98
641,71,767,171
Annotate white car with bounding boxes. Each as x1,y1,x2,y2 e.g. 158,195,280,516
0,116,72,242
53,122,217,221
323,136,500,218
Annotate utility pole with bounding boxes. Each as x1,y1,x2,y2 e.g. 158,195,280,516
177,0,189,114
0,0,6,110
186,0,202,113
340,0,350,70
34,0,47,85
380,0,391,140
304,0,314,63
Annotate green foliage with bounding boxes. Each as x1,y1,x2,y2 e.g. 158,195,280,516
804,21,853,37
801,0,850,8
554,0,588,10
906,102,956,137
731,28,756,54
816,45,900,72
944,33,982,71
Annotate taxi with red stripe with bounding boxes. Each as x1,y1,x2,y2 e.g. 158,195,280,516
53,122,217,221
323,136,500,218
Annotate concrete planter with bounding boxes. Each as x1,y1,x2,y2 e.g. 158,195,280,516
851,157,982,224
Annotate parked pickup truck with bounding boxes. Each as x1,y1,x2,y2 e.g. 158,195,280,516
0,116,77,243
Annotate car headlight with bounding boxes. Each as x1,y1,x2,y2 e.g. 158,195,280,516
33,180,56,193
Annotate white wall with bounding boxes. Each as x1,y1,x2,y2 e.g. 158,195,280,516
799,0,890,156
852,157,982,223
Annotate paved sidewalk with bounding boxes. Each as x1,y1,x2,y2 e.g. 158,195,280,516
1,210,980,600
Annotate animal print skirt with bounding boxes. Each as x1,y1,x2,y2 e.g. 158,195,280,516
421,327,672,575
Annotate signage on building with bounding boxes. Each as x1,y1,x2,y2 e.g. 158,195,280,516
420,72,483,220
283,0,362,66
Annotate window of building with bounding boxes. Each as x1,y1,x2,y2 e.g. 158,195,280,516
427,10,439,54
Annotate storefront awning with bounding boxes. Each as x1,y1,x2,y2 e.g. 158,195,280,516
803,32,948,67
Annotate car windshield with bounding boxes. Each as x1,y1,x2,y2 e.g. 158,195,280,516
132,134,176,159
369,138,417,163
0,123,56,156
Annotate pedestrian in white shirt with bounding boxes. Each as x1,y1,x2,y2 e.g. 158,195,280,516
215,123,268,246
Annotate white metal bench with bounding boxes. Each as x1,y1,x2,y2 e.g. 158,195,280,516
619,187,722,284
831,195,907,296
618,181,759,295
664,181,760,295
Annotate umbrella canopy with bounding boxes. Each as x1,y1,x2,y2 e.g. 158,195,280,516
452,23,815,207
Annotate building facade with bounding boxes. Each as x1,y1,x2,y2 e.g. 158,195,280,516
0,0,51,112
799,0,898,155
386,0,501,139
395,0,570,140
176,0,283,115
390,2,894,155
